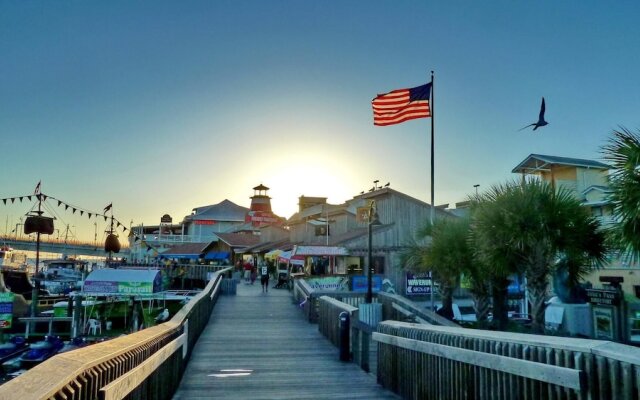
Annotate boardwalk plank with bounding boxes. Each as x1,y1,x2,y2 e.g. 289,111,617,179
173,282,398,400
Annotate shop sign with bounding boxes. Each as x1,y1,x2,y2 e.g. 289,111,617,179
0,292,14,328
593,306,615,340
586,289,621,306
352,276,382,292
195,220,216,225
406,272,433,295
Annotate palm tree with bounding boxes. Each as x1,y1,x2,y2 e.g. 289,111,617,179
472,179,607,333
602,128,640,259
401,218,466,320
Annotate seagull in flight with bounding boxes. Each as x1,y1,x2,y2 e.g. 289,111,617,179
519,97,548,131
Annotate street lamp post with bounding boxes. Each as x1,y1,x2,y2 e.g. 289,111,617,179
474,184,480,197
366,200,381,304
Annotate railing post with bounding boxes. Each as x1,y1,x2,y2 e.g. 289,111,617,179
339,311,350,361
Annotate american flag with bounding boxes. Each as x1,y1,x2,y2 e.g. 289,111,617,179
372,82,432,126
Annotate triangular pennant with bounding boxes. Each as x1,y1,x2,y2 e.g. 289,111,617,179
72,208,76,214
80,211,84,216
28,196,32,201
88,213,92,219
2,199,5,205
103,216,107,222
57,200,61,206
19,197,23,202
11,198,15,204
122,227,128,232
42,195,47,201
65,205,69,210
116,221,121,227
36,194,41,201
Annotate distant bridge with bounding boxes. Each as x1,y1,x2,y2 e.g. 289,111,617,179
0,236,128,257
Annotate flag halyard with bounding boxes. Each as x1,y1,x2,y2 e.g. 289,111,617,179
372,83,432,126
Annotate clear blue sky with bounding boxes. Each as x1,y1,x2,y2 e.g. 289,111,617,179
2,1,640,240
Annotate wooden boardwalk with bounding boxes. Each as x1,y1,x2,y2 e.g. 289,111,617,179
173,280,399,400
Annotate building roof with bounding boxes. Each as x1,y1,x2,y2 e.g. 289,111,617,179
351,187,455,218
189,199,249,222
215,232,261,248
512,154,611,174
160,242,212,257
239,239,293,254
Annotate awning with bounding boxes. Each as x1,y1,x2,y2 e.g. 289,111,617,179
265,249,282,260
292,245,349,257
162,253,200,260
204,251,230,261
277,251,305,266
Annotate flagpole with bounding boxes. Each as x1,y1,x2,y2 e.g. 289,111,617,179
430,70,435,225
429,70,435,311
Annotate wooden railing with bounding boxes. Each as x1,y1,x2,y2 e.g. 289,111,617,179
0,267,232,400
377,292,459,327
375,320,640,400
293,278,376,323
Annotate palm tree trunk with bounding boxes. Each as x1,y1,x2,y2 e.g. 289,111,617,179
438,282,455,320
491,278,510,330
470,284,491,326
527,271,548,333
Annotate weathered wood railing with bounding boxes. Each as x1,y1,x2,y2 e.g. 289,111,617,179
293,278,377,323
375,320,640,400
316,293,457,375
377,292,459,327
0,267,232,400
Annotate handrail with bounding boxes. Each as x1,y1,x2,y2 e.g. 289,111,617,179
377,292,459,327
0,267,232,399
374,320,640,399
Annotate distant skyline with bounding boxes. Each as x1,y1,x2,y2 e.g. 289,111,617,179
2,2,640,241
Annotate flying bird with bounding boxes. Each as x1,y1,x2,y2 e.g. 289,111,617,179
519,97,548,131
384,182,390,187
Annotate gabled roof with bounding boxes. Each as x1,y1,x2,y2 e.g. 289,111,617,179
161,242,212,257
215,232,260,248
512,154,610,174
189,199,249,222
350,187,454,218
582,185,612,195
240,239,293,254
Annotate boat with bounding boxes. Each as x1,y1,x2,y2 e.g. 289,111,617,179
0,337,29,363
19,335,64,368
0,246,30,273
40,257,90,294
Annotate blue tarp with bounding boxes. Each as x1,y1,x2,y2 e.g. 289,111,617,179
204,251,230,260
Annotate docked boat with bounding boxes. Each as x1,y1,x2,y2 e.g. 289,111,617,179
19,335,64,368
0,246,29,273
40,257,90,294
0,337,29,363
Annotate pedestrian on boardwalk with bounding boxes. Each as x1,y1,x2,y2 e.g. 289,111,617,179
259,263,269,292
250,266,257,285
243,261,252,284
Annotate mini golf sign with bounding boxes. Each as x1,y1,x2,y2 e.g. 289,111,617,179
0,292,14,329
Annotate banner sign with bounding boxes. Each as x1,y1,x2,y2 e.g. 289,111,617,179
0,292,14,328
406,272,432,295
305,277,349,291
352,275,382,292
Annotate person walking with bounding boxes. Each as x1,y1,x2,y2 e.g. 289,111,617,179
259,263,269,292
243,261,252,284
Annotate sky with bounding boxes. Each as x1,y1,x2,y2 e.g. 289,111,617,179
2,1,640,241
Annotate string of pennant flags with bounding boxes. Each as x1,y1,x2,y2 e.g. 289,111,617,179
0,191,166,257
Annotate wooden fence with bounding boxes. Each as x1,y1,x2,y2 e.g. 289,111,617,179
0,267,232,400
375,320,640,400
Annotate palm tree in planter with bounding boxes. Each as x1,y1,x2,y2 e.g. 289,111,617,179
472,179,607,333
401,216,479,321
602,128,640,259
